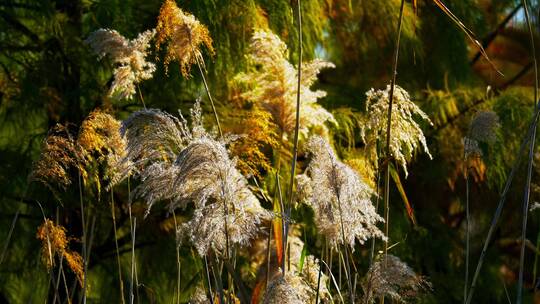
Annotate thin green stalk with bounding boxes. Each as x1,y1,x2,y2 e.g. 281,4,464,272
276,171,286,274
534,229,540,292
369,164,382,266
466,101,540,304
315,245,324,304
331,157,354,303
136,84,146,109
172,209,181,304
284,0,303,278
517,1,538,303
111,189,126,304
383,0,406,261
194,54,223,138
0,206,20,267
53,254,65,304
78,173,87,304
0,182,30,268
60,262,71,304
464,165,470,304
84,215,97,291
203,255,214,303
502,276,512,304
265,223,273,289
133,218,140,304
128,177,138,304
214,154,233,295
210,258,224,304
35,201,61,304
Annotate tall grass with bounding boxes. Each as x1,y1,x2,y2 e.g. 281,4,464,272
17,1,528,302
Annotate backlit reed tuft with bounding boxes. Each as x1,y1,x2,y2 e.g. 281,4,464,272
464,110,500,157
172,137,272,256
36,219,84,286
86,28,156,100
78,109,127,187
121,101,270,256
155,0,214,76
362,254,431,303
30,124,87,191
297,136,385,248
263,245,330,304
236,29,335,138
362,85,432,176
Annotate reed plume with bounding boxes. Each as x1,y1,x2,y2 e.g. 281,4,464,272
236,29,335,138
189,287,209,304
172,137,272,256
36,219,84,286
263,247,330,304
30,124,87,191
78,109,128,187
119,100,205,210
362,255,430,303
297,136,385,248
155,0,214,76
362,85,432,176
121,100,270,255
464,110,500,158
86,28,156,100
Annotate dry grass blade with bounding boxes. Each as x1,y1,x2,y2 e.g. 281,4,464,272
388,164,416,225
432,0,502,76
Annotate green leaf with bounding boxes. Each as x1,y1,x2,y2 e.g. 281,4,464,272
298,243,308,272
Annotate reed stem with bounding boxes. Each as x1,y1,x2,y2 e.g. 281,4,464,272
383,0,406,263
78,173,87,304
110,189,126,304
284,0,303,278
517,1,538,303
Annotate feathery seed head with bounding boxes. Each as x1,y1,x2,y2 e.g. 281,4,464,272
363,85,432,176
297,136,385,248
36,220,84,286
121,101,270,255
362,255,431,303
78,110,127,186
263,273,308,304
468,110,500,143
171,138,272,256
189,287,210,304
236,29,335,138
263,248,330,304
30,124,87,191
463,111,499,158
463,137,482,158
156,0,214,76
118,99,206,183
86,28,156,100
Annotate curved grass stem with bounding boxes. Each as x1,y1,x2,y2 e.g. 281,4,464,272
110,189,126,304
516,1,538,303
383,0,406,265
467,101,540,304
284,0,303,278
